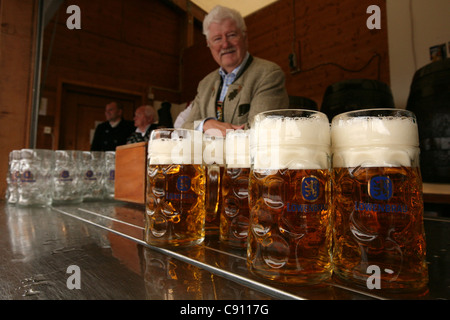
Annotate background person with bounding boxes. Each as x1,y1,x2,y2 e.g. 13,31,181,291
126,105,158,144
181,5,289,136
173,101,193,128
157,101,173,128
90,101,135,151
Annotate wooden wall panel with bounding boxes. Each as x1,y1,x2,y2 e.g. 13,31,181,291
180,25,216,102
0,0,38,197
245,0,390,107
39,0,185,149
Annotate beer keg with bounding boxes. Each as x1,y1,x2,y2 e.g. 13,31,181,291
321,79,395,120
407,58,450,183
288,95,318,110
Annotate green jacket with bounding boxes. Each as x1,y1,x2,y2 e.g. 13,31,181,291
182,55,289,130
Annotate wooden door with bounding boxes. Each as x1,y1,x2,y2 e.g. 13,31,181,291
58,84,143,151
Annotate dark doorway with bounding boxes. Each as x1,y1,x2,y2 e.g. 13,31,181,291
57,83,143,151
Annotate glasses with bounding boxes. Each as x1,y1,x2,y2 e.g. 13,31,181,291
208,32,242,47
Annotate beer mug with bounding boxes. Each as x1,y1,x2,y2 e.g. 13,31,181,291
6,150,21,204
331,108,428,292
51,150,83,204
81,151,105,201
220,130,251,248
203,133,225,236
146,128,205,247
247,109,332,284
17,149,54,207
104,151,115,200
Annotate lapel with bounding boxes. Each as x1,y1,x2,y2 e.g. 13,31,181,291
223,55,253,123
208,77,222,118
224,82,242,122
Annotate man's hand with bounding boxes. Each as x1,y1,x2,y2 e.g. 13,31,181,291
203,119,244,136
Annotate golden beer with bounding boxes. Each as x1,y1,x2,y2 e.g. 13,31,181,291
204,165,224,235
247,110,332,284
331,109,428,292
220,130,251,248
145,129,205,247
248,168,331,283
203,134,225,235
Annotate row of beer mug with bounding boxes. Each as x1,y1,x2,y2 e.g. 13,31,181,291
145,108,428,292
6,149,116,206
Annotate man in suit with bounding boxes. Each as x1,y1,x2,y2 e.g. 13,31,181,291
182,5,289,136
90,101,135,151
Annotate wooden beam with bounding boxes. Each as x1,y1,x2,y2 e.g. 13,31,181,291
185,6,194,47
166,0,206,48
166,0,207,23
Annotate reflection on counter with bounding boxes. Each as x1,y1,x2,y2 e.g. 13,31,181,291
142,246,271,300
1,201,449,300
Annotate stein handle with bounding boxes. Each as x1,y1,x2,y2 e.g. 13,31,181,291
205,164,220,223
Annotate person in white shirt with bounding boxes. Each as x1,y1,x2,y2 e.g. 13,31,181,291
173,102,193,128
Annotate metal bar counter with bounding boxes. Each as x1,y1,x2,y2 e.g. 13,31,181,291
0,200,448,300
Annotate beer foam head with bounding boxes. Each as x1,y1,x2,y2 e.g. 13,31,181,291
203,134,225,165
331,109,420,167
225,130,250,168
250,109,330,169
148,129,202,165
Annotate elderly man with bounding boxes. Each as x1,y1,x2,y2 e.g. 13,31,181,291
91,101,135,151
126,105,158,144
182,5,289,136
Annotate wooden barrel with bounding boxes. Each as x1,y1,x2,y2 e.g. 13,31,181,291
288,96,317,110
320,79,395,120
407,58,450,183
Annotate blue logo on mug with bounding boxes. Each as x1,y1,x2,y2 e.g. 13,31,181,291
369,176,393,201
177,175,191,192
22,170,34,182
61,170,70,179
301,176,320,202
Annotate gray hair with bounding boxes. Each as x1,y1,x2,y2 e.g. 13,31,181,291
137,105,156,121
203,5,247,39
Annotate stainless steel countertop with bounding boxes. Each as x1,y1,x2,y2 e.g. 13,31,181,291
1,200,449,300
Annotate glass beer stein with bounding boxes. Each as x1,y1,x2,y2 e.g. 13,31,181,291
81,151,105,201
331,108,428,292
51,150,83,204
203,134,225,236
6,150,21,204
104,151,116,200
145,128,205,247
220,130,251,248
247,109,332,284
17,149,54,207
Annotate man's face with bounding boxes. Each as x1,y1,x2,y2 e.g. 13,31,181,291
105,103,121,122
207,18,248,74
133,108,149,129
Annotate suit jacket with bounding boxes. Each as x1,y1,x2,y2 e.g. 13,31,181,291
182,56,289,130
90,119,135,151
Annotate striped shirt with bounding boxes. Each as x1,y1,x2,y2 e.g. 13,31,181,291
218,52,249,102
